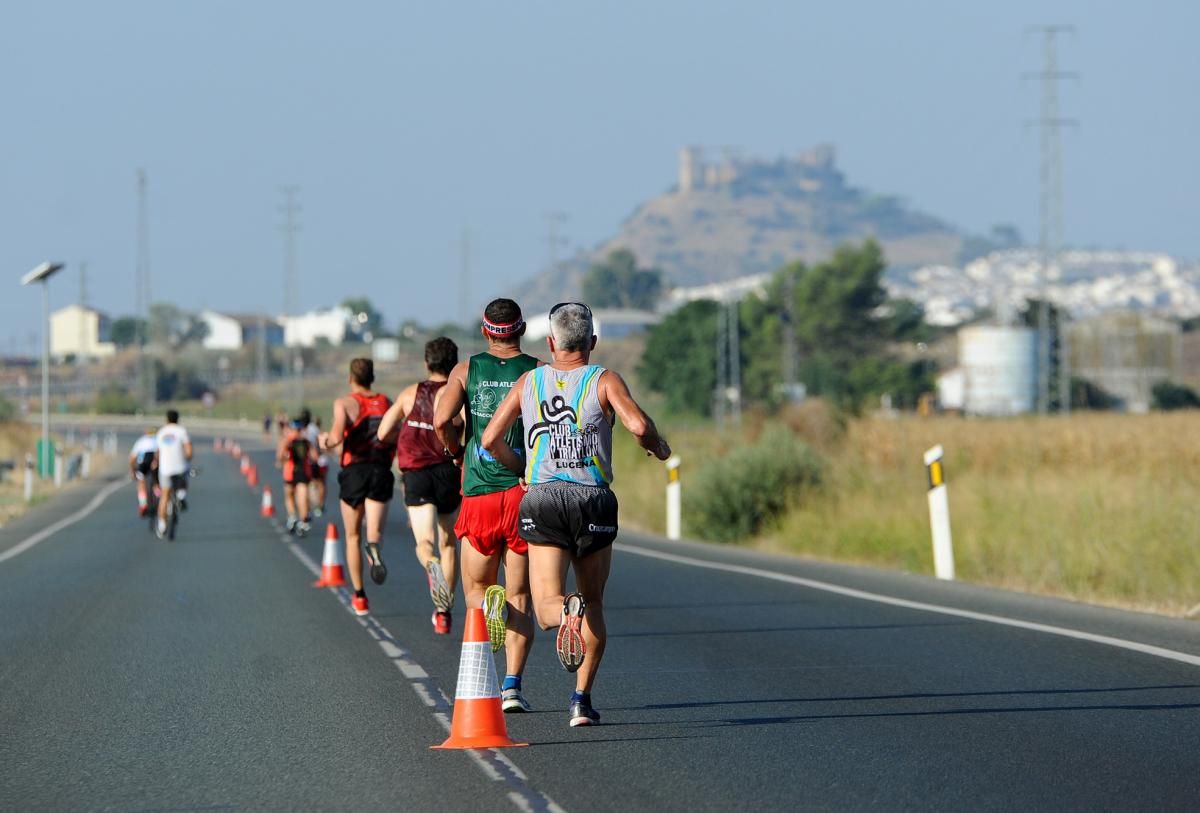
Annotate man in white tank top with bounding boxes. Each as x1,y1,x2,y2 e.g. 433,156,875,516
482,301,671,728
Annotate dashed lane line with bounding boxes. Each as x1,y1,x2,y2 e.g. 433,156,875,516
283,539,567,813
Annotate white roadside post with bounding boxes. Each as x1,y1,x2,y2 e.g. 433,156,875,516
665,455,682,541
23,454,33,503
924,444,955,580
53,446,63,489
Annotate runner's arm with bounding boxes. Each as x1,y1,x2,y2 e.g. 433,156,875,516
480,372,528,476
376,385,413,443
599,371,671,460
433,362,468,457
320,398,349,451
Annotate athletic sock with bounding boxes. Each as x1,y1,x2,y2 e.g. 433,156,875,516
355,589,366,599
570,690,590,705
502,675,521,692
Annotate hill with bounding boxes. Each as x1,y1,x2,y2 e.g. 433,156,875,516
514,144,976,309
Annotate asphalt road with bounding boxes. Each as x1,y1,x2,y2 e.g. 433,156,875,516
2,435,1199,812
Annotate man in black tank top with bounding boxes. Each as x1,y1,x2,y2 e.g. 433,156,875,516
378,337,462,635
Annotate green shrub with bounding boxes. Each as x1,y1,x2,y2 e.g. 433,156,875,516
1152,380,1200,411
95,386,139,414
686,426,823,543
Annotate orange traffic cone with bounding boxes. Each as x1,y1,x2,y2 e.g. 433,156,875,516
432,608,527,750
312,524,347,588
240,455,250,475
261,486,275,517
247,464,259,487
232,443,241,459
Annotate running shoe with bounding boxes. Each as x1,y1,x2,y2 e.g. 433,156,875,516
297,521,310,537
502,687,532,713
351,594,370,616
426,559,451,611
365,543,387,585
556,592,587,672
432,610,452,635
286,517,297,534
313,505,324,518
482,584,508,653
568,699,600,727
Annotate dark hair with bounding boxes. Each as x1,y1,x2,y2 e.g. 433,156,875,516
349,358,374,387
166,409,179,424
483,298,524,345
425,337,459,376
298,408,312,425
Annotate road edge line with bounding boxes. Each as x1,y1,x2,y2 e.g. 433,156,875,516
615,543,1200,669
0,479,128,565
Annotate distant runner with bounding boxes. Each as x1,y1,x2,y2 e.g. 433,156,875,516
306,414,328,518
320,359,397,616
482,301,671,727
154,410,194,540
128,427,158,516
278,412,319,535
377,337,462,635
437,299,539,713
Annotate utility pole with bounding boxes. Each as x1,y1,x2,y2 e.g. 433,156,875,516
280,185,302,407
458,226,471,324
781,269,798,402
727,298,742,428
545,211,568,275
714,299,727,428
1027,25,1076,414
256,314,268,401
135,169,154,409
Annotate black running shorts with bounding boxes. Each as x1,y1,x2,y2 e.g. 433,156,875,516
338,463,395,508
402,461,462,514
518,481,618,558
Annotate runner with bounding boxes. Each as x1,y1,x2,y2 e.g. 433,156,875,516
319,359,397,617
377,337,462,635
481,301,671,727
154,409,194,540
128,427,158,516
278,412,318,535
306,415,328,518
435,299,539,712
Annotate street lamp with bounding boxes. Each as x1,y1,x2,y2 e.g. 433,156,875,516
21,261,65,478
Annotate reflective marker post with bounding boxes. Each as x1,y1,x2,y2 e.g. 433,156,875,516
924,445,955,580
665,455,682,541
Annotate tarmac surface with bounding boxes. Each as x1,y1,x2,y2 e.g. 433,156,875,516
3,435,1199,812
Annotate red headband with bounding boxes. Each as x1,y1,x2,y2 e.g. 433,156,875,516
482,316,524,337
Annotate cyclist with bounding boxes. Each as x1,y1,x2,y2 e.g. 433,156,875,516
278,412,319,534
128,427,158,516
154,409,193,539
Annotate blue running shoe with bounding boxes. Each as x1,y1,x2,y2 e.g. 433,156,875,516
568,699,600,727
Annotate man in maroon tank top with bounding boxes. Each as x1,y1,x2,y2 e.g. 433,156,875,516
378,337,463,635
318,358,397,617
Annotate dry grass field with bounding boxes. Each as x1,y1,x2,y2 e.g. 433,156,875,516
610,404,1200,617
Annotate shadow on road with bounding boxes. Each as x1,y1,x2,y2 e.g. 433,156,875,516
608,622,960,639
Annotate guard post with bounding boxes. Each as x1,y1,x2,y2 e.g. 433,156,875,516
924,444,955,580
665,455,682,541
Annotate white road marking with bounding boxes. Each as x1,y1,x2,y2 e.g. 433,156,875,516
0,479,127,565
282,539,565,813
616,543,1200,669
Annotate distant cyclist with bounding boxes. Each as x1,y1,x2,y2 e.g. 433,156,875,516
154,409,193,539
320,359,397,617
278,411,319,535
128,427,158,516
378,337,462,635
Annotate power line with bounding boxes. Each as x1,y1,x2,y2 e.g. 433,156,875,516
280,185,302,407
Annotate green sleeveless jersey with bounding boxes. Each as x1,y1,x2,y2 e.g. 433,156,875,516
462,351,539,496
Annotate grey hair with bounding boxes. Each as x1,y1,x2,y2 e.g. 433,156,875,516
549,304,594,351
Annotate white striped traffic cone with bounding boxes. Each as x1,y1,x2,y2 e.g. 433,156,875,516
261,486,275,517
432,608,527,750
312,523,347,588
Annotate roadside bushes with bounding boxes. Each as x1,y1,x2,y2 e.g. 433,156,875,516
686,426,823,543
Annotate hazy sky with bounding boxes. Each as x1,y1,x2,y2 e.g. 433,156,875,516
2,0,1196,349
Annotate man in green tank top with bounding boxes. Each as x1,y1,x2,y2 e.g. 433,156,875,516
434,298,540,713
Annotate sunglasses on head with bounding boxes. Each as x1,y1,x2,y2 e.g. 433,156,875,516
549,302,593,319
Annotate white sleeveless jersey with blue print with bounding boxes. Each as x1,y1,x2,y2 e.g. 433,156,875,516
520,364,613,487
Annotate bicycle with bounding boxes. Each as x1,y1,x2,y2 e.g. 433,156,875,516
160,468,199,541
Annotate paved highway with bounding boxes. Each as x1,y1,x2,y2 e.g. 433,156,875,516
2,436,1199,811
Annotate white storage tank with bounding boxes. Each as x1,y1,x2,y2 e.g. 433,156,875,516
959,326,1037,416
